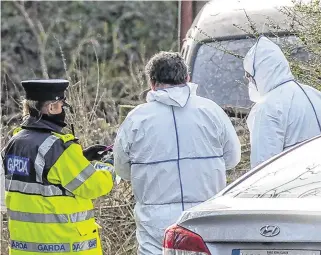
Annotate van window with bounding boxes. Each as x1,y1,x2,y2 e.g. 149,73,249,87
192,38,256,108
191,36,309,109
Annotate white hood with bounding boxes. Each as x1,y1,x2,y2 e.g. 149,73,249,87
146,83,198,107
243,36,294,96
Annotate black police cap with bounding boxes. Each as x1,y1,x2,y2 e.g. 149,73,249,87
21,79,69,101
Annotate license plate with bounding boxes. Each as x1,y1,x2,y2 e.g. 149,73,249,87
232,250,321,255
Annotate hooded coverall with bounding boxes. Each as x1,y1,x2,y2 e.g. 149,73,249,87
113,83,241,255
244,36,321,168
3,117,114,255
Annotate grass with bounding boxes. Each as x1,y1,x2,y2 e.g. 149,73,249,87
0,116,251,255
0,11,252,255
2,1,321,253
0,63,251,255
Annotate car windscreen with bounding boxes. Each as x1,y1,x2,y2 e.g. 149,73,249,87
223,137,321,198
191,36,309,109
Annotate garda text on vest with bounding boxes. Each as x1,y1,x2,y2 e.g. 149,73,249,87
6,155,30,176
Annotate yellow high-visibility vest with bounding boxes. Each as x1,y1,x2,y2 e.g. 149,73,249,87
3,121,113,254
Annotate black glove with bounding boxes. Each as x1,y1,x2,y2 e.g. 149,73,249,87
83,144,108,161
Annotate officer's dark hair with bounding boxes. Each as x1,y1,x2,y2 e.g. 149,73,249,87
145,51,189,86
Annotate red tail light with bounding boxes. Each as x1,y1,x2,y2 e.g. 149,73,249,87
163,224,211,255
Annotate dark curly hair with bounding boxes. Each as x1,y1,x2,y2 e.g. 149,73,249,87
145,51,188,86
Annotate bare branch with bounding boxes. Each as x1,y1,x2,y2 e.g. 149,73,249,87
13,1,49,78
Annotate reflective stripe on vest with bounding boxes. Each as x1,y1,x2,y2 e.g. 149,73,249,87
72,238,97,252
11,240,70,253
7,209,95,223
64,164,96,192
5,164,95,196
34,135,60,182
5,179,72,197
70,209,95,223
10,239,97,252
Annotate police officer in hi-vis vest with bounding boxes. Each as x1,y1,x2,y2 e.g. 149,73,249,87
2,79,114,255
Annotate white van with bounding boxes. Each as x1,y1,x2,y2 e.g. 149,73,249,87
181,0,310,116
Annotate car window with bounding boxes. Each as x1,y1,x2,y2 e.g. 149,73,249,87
223,137,321,198
191,36,309,109
192,38,256,108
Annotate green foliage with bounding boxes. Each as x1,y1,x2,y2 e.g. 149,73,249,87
2,1,321,254
1,1,178,123
281,0,321,89
1,3,178,254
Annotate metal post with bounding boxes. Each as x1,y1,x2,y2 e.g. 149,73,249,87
178,0,182,51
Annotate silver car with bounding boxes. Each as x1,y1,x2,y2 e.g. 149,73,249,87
163,135,321,255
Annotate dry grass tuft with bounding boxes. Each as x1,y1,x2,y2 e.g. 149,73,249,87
2,1,321,254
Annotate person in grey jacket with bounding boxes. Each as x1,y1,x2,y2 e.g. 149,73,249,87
113,51,241,255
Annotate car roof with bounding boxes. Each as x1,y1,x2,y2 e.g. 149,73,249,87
188,0,306,42
218,134,321,197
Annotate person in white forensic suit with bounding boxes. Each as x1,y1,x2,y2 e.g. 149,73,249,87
113,51,241,255
244,36,321,169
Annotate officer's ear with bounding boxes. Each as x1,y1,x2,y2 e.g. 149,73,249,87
47,102,54,115
52,100,65,114
40,101,51,115
47,101,61,115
